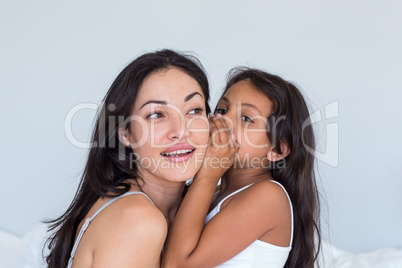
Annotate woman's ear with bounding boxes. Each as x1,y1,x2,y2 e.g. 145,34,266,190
267,142,290,162
118,128,131,147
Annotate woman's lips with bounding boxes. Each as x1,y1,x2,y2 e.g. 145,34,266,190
161,144,195,162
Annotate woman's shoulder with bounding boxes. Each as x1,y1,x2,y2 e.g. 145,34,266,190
81,193,167,266
91,193,167,251
89,192,167,241
108,192,166,230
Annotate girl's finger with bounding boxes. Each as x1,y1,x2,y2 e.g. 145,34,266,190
209,119,222,147
231,133,240,152
212,116,230,147
218,116,233,147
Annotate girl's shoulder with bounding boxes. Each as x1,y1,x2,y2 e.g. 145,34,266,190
251,180,289,199
222,180,291,213
250,180,290,205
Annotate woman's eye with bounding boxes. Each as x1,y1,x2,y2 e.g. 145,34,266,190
147,112,164,119
188,108,204,115
215,108,227,115
241,115,254,123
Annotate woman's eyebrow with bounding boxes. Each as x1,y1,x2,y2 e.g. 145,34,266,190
140,100,167,109
140,92,202,110
185,92,203,102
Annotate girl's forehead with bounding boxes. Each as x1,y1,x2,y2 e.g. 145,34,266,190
223,80,267,101
221,80,273,116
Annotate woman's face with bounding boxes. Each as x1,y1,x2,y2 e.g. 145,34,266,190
127,68,209,183
215,79,273,169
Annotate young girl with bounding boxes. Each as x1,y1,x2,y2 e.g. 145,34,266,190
162,68,321,268
45,49,212,268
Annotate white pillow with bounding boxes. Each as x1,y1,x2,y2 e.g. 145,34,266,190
0,229,24,268
23,224,49,268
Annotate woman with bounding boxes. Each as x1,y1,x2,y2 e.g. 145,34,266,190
46,49,211,268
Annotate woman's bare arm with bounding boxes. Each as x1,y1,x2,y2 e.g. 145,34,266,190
89,195,167,268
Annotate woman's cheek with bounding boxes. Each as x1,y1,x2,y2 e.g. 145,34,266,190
187,117,209,147
150,123,169,145
129,127,147,149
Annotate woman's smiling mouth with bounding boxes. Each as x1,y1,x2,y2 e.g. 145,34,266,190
161,144,196,162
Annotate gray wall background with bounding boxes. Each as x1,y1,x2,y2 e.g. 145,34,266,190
1,0,401,253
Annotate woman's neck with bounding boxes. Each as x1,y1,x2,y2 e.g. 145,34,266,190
220,167,273,194
129,175,185,226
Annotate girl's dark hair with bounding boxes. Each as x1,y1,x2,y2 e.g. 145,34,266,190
221,67,321,268
45,49,210,268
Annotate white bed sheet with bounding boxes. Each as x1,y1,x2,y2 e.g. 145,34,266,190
318,240,402,268
1,224,402,268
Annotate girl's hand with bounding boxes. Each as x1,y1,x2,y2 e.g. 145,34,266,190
196,113,239,182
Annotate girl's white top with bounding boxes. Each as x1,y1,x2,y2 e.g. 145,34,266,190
204,180,293,268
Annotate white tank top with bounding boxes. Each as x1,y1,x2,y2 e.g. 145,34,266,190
204,180,293,268
67,191,154,268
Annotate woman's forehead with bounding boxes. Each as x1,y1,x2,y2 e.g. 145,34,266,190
135,68,204,107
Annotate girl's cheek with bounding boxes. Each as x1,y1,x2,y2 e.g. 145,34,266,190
242,132,268,149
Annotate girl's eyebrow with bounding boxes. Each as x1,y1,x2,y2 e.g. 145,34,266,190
221,97,262,114
217,97,230,110
219,97,230,106
221,97,229,103
241,102,262,114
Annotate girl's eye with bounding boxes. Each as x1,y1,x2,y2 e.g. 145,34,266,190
147,112,164,119
215,108,227,115
241,115,254,123
188,108,204,115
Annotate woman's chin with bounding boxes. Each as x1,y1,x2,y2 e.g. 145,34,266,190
166,167,199,182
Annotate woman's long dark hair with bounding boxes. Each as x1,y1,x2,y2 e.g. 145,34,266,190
221,68,321,268
45,49,210,268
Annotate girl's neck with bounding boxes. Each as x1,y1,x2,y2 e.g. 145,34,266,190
220,167,273,194
129,174,185,226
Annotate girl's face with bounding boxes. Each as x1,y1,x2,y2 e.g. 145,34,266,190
215,79,274,169
126,68,209,183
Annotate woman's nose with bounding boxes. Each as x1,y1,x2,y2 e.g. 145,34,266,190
167,114,185,140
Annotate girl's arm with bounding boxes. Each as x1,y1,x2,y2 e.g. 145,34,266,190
162,116,289,268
